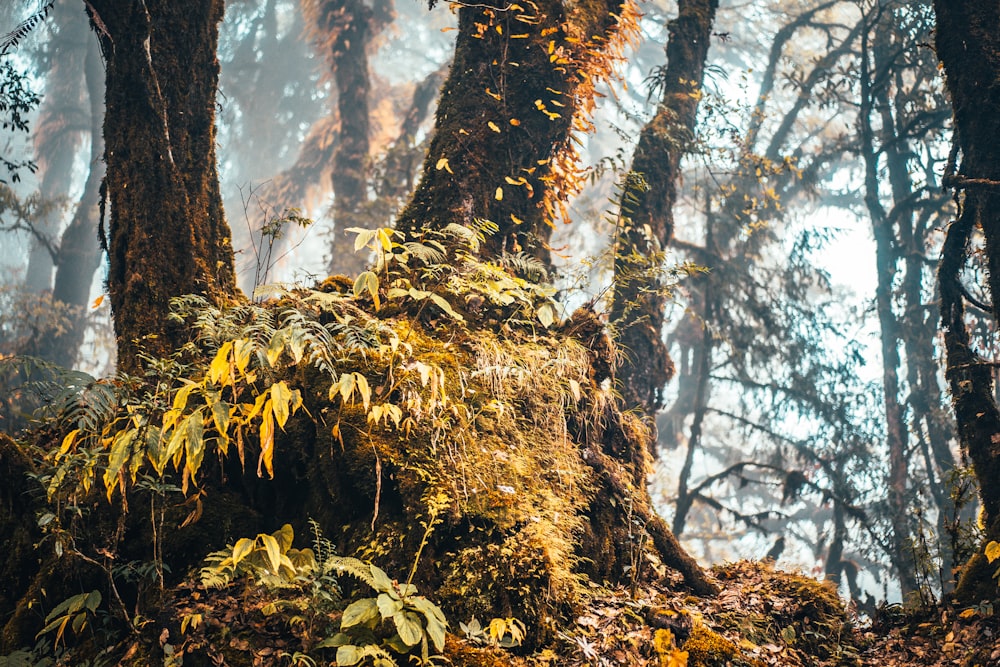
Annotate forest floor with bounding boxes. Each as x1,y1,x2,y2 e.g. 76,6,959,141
131,557,1000,667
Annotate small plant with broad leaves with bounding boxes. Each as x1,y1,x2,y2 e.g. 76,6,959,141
459,616,526,648
315,557,448,667
200,523,320,590
198,523,446,667
36,590,102,648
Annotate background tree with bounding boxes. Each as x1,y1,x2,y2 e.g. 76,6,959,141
610,0,718,416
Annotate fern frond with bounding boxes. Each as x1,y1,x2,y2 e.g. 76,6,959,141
403,241,447,266
324,556,377,589
499,252,548,282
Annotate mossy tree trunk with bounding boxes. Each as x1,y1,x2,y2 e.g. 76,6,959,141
87,0,237,375
392,0,716,598
396,0,631,261
609,0,718,415
934,0,1000,602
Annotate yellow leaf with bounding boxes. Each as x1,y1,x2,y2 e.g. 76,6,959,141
270,381,293,429
509,118,520,125
258,403,275,478
172,381,197,412
986,540,1000,563
495,24,502,34
259,533,282,574
959,608,978,619
209,341,233,385
355,373,371,410
376,228,394,252
339,372,357,404
510,214,523,225
435,157,453,174
488,121,501,133
234,338,253,375
495,187,504,201
56,428,81,462
91,294,105,309
664,649,689,667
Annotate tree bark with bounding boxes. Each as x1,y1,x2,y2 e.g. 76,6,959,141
395,0,632,262
934,0,1000,602
87,0,237,375
610,0,718,415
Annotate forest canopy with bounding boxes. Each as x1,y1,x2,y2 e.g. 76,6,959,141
1,0,1000,666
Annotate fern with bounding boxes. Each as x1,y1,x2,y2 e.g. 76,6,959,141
323,557,379,590
499,251,548,282
309,518,337,565
403,241,447,266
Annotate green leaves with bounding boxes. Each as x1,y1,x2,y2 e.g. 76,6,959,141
36,590,102,648
354,271,381,310
322,558,448,664
342,598,380,628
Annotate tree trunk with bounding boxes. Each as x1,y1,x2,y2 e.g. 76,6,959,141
25,0,89,293
858,11,919,599
395,0,633,261
934,0,1000,602
610,0,718,415
87,0,237,374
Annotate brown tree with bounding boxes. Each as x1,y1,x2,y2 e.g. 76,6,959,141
935,0,1000,602
87,0,238,374
395,0,638,261
609,0,718,415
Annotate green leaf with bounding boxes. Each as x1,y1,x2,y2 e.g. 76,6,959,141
83,589,101,613
377,592,403,619
409,596,447,626
425,615,446,652
336,645,362,666
536,302,555,328
211,400,230,443
260,533,282,574
314,632,351,649
369,564,395,592
394,610,424,647
341,598,379,629
354,271,381,310
348,227,378,252
429,293,464,322
231,537,255,569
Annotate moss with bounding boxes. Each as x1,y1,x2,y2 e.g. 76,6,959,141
682,624,739,667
